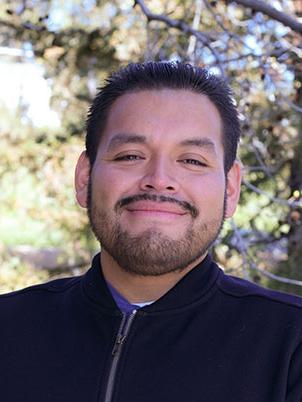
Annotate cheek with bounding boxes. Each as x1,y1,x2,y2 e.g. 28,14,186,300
91,165,140,206
189,174,226,207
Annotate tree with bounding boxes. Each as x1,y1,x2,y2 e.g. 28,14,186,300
133,0,302,294
0,0,301,294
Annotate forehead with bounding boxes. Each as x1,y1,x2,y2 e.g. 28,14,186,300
100,89,223,151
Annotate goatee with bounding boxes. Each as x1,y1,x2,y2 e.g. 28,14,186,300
87,179,226,276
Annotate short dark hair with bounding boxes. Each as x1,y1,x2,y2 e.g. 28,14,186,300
86,61,241,172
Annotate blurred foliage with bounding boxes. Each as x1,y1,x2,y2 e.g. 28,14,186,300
0,254,49,294
0,0,302,295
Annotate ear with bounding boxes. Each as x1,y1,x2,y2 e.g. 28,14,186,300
75,151,90,208
225,159,242,218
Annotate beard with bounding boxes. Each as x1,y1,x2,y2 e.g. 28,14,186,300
87,179,226,276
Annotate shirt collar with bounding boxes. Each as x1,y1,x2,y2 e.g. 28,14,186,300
82,252,221,314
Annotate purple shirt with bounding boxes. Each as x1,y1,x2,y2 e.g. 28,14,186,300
106,280,153,314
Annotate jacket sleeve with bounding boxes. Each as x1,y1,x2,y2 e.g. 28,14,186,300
286,339,302,401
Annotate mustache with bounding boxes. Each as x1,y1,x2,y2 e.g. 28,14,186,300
115,193,198,218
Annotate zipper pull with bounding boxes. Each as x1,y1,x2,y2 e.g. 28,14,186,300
111,310,137,357
112,333,126,356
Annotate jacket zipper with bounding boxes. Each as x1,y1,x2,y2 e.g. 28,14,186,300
103,310,137,402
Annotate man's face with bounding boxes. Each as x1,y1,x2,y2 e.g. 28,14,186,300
76,89,241,276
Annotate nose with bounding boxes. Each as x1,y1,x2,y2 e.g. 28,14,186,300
139,157,179,193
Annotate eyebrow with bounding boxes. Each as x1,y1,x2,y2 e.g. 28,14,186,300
179,137,217,153
107,133,146,150
107,133,217,154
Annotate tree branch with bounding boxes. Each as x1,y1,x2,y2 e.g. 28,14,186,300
134,0,227,78
230,0,302,35
231,220,302,286
134,0,213,41
243,180,302,208
187,0,203,58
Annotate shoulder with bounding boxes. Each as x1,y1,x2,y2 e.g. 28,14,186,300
215,271,302,351
0,276,82,315
217,270,302,310
0,275,82,298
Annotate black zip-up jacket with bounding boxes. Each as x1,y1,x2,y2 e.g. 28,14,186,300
1,253,302,402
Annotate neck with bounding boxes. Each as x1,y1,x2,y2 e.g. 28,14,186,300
100,250,207,304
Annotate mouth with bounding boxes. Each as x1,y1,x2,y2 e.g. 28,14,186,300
116,193,198,218
125,201,187,217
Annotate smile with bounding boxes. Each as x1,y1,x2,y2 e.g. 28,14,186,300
125,201,187,217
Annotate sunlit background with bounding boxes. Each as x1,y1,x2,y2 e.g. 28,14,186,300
0,0,302,295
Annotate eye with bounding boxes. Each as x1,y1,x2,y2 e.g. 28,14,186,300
114,154,144,162
180,158,207,167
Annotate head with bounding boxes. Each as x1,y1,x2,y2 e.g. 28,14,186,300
76,62,242,276
85,61,241,174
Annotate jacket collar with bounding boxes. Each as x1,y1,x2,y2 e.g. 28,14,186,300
82,252,221,314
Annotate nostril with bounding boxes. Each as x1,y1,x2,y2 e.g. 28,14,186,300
140,179,177,192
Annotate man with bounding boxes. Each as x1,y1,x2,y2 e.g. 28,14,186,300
1,62,302,402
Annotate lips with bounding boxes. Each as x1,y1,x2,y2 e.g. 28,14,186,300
125,201,187,215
